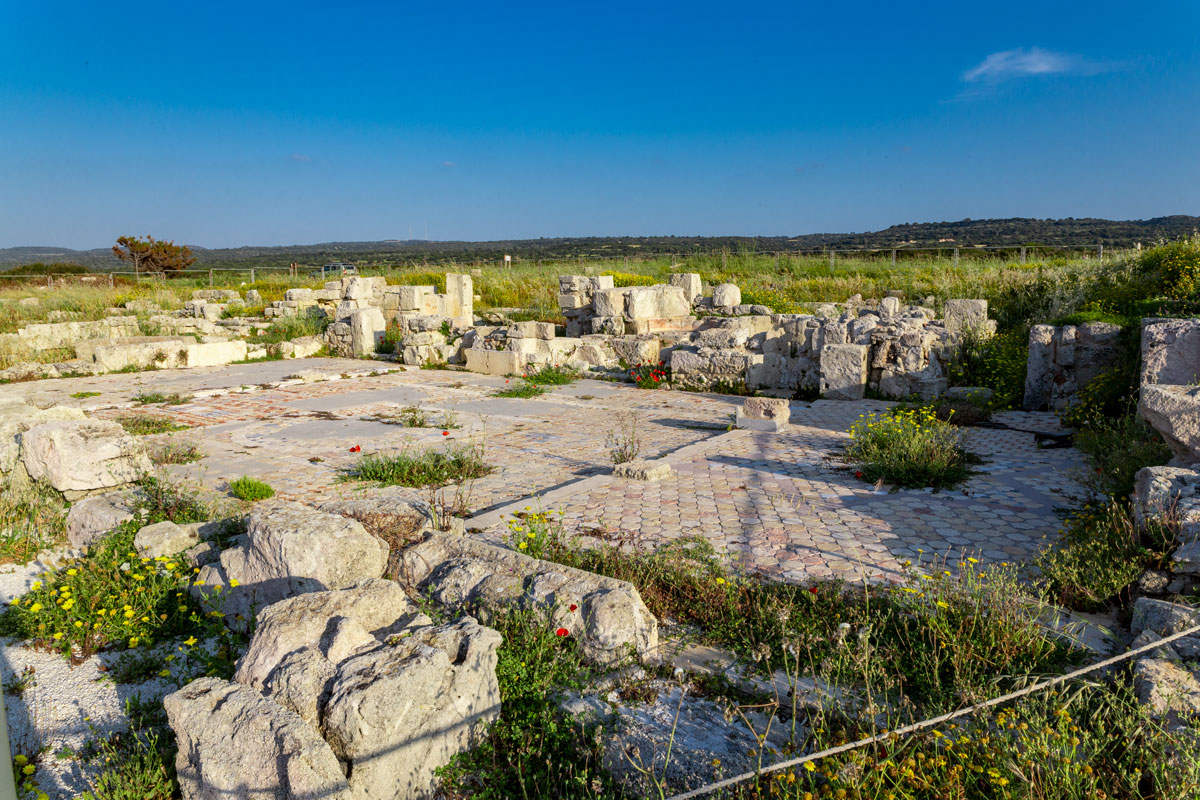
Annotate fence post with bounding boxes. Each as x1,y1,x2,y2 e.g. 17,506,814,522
209,269,214,287
109,272,114,288
722,251,727,271
250,268,255,284
828,250,834,271
891,249,897,267
953,247,960,267
1020,246,1027,264
1098,242,1104,261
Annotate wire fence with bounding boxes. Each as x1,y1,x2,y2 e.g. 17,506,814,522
664,619,1200,799
0,242,1126,287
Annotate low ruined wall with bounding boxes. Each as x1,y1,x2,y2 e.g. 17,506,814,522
1022,322,1122,411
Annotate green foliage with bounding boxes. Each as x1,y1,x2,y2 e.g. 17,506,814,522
0,474,65,564
256,312,329,344
135,476,210,525
530,518,1077,716
436,608,613,799
948,328,1028,409
2,262,90,275
600,271,657,287
0,522,195,657
381,318,403,354
1140,238,1200,299
523,363,579,385
131,392,191,406
1072,414,1171,500
739,285,805,313
228,476,275,501
112,235,196,274
627,361,668,388
846,406,979,490
1061,363,1140,431
80,696,177,800
114,414,189,436
70,391,101,399
493,379,547,398
390,271,446,292
352,444,492,487
1036,500,1177,612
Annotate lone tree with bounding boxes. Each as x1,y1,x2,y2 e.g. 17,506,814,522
112,235,196,274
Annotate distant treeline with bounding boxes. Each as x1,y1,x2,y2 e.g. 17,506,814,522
3,216,1197,271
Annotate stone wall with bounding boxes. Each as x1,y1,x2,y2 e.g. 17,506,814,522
1022,321,1123,411
0,316,141,353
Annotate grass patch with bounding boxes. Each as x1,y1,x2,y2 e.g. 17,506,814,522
520,513,1079,717
1072,413,1171,500
370,406,460,429
114,414,190,435
436,607,614,799
846,405,979,490
80,695,177,800
256,312,329,344
352,444,492,488
132,392,191,406
493,380,547,398
523,363,579,385
70,391,101,399
228,476,275,501
147,439,204,465
0,474,65,564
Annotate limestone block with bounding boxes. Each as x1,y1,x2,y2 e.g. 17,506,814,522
1134,658,1200,717
613,459,674,480
66,488,139,549
558,293,588,310
1142,318,1200,386
819,344,869,400
593,288,630,318
1140,384,1200,463
20,419,150,495
445,273,474,318
285,288,314,302
669,273,703,304
1023,325,1056,411
349,307,386,356
0,400,87,474
164,677,352,800
508,321,556,340
742,396,790,421
135,520,200,559
184,340,248,368
713,284,741,308
611,336,662,366
626,286,690,320
465,348,524,376
942,299,988,333
626,317,697,335
400,532,658,665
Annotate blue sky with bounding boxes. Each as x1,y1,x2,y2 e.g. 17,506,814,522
1,1,1197,249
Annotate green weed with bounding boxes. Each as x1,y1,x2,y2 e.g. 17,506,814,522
352,444,492,488
228,476,275,502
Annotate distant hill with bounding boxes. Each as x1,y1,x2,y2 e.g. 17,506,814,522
3,216,1196,270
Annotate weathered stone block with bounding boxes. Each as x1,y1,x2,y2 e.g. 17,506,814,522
819,344,869,400
21,419,150,496
1142,318,1200,386
713,283,741,308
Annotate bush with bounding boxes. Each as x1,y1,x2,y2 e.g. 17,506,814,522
114,415,189,436
627,361,668,388
132,393,191,406
228,476,275,501
257,312,329,344
1140,238,1200,299
0,522,195,657
846,406,978,489
1072,414,1171,500
1036,500,1177,611
3,262,90,276
523,363,578,385
947,328,1028,409
493,380,547,398
353,444,492,488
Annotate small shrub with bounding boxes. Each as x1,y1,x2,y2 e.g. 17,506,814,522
605,416,641,464
147,440,203,465
493,380,547,398
0,522,195,657
132,393,191,406
135,476,210,525
947,328,1027,409
1061,362,1139,430
257,312,329,345
523,363,578,385
628,361,669,388
846,405,979,489
228,476,275,501
1036,500,1178,611
114,414,189,436
80,696,177,800
1140,238,1200,299
353,444,492,488
1072,413,1171,499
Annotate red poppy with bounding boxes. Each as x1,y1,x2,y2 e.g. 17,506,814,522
442,431,449,436
855,470,863,479
569,604,578,612
555,628,569,637
349,445,361,453
808,587,819,595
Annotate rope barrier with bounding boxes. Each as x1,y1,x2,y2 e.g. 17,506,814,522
665,619,1200,800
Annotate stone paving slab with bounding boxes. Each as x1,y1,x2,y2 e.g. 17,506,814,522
4,362,1085,585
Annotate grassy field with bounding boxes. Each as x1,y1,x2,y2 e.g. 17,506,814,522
0,249,1124,335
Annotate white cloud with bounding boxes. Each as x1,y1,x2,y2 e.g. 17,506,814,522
962,47,1104,83
289,153,312,162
